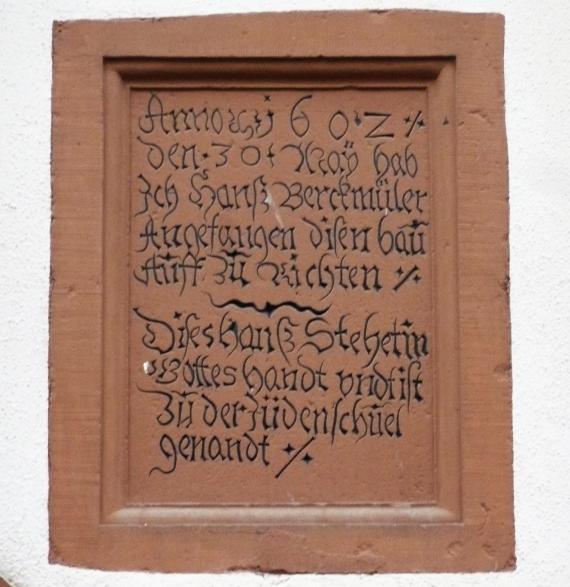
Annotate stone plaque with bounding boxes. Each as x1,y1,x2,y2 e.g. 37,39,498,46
50,11,514,572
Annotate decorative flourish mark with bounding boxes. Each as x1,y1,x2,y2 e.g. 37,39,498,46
207,293,330,318
275,436,316,479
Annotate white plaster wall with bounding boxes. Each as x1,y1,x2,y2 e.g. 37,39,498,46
1,0,569,585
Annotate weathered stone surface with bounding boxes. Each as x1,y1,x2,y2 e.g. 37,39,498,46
50,10,513,573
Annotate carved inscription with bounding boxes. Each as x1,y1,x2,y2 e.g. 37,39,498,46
129,89,434,504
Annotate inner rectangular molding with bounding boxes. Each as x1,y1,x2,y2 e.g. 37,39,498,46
101,57,460,526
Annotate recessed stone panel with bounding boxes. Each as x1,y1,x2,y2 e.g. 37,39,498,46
50,11,513,572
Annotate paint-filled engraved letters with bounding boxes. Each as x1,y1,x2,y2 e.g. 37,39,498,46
129,89,434,505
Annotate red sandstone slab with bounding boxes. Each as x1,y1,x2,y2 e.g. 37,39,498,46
50,10,514,573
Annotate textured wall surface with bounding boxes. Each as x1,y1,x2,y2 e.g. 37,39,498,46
0,1,569,585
